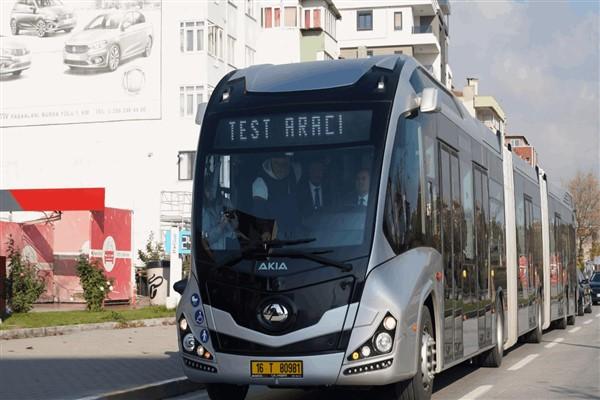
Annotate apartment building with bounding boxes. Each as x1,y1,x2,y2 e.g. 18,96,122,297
455,78,507,135
505,135,539,167
336,0,451,87
255,0,341,64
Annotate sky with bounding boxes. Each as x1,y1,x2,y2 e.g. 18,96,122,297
449,0,600,185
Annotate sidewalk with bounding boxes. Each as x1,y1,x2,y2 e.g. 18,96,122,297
0,324,184,400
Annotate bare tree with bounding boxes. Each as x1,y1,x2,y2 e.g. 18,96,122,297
568,170,600,265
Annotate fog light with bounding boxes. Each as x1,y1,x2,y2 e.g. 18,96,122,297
92,56,103,64
351,352,360,360
383,316,397,331
360,346,372,358
179,318,188,331
374,332,393,353
182,333,196,352
196,345,205,357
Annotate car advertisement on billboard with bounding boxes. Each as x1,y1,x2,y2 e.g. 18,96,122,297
0,0,161,127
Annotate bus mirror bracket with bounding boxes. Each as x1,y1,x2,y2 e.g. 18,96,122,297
420,88,440,113
195,103,208,125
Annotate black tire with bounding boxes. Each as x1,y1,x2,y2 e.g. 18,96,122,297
10,19,19,35
567,314,575,325
143,36,152,57
578,296,585,316
526,301,543,343
206,383,248,400
64,28,73,33
377,307,435,400
12,70,23,76
555,313,567,329
585,302,592,313
478,298,504,367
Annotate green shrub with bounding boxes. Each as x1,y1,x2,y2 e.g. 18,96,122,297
7,238,45,313
76,255,111,311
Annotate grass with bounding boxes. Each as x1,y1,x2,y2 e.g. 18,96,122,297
0,306,174,330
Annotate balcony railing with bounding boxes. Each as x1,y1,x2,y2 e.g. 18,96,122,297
412,25,433,34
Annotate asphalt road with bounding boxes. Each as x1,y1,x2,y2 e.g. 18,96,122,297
170,307,600,400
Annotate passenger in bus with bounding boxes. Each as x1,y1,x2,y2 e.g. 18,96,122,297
298,159,332,217
251,155,302,237
201,184,238,250
345,169,371,208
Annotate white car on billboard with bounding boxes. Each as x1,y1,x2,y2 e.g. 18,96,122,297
63,11,152,72
0,35,31,76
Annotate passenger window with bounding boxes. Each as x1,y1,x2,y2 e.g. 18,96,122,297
383,115,425,253
461,159,474,262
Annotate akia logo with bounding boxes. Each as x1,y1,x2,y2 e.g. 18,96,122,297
257,261,288,271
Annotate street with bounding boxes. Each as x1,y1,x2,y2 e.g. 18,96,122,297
170,310,600,400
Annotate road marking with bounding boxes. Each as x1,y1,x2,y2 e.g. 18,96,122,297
507,354,539,371
596,312,600,318
457,385,494,400
583,319,593,325
545,337,564,348
568,327,581,333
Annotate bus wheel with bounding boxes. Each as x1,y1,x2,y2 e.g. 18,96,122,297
478,298,503,367
555,313,567,329
206,383,248,400
567,314,575,325
526,301,543,343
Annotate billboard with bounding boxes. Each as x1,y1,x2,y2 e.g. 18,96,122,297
0,0,161,127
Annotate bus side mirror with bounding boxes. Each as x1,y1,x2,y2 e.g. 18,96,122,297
195,103,208,125
420,88,440,113
173,278,188,295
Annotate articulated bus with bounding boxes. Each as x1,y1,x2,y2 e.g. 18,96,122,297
174,55,577,400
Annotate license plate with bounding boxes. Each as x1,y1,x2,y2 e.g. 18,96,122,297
250,360,303,378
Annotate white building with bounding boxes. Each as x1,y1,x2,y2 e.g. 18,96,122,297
336,0,451,87
0,0,260,259
255,0,341,64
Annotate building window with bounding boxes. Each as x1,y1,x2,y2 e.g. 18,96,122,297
313,9,321,28
178,151,196,181
208,23,223,59
227,35,236,65
246,0,255,18
357,10,373,31
304,9,311,28
366,49,373,57
284,6,297,27
274,7,281,27
394,12,402,30
180,21,204,53
263,7,273,28
245,45,255,67
180,86,204,118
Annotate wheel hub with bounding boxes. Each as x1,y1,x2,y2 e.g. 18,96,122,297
420,331,436,389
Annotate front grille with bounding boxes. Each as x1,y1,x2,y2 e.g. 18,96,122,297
65,45,88,54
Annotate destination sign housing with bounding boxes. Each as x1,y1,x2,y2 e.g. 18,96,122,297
214,110,372,149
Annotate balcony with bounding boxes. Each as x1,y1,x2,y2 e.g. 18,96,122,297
412,25,433,34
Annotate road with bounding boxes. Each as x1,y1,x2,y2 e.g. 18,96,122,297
170,308,600,400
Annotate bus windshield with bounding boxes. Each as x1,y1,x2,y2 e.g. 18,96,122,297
198,145,376,257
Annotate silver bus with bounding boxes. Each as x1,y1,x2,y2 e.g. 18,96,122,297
174,55,577,400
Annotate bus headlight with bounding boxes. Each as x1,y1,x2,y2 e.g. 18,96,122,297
374,332,393,353
383,316,397,331
179,317,188,331
183,333,196,352
347,312,397,362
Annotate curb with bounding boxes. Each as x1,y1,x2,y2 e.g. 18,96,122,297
0,317,175,340
77,377,204,400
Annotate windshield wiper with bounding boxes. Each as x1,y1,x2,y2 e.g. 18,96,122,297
215,238,316,269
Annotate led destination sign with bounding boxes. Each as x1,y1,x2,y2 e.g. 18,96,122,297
214,110,372,149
